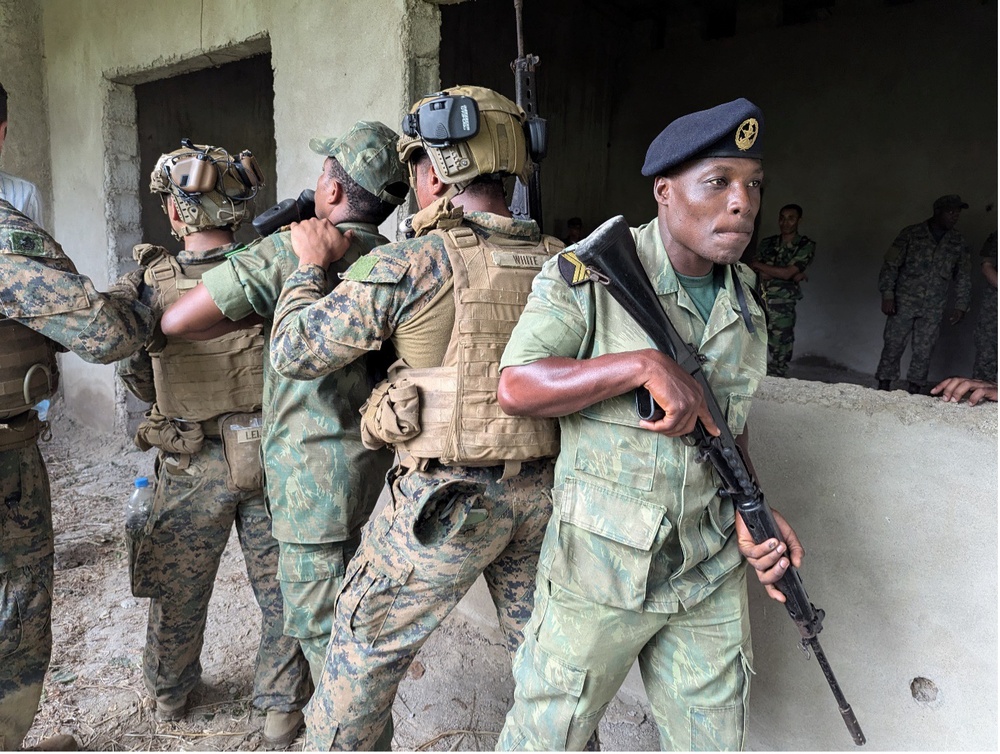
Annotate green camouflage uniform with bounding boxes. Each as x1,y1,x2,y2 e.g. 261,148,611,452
118,244,311,715
973,231,997,381
1,199,153,750
755,233,815,377
269,212,556,751
199,227,393,681
496,219,767,751
877,221,972,385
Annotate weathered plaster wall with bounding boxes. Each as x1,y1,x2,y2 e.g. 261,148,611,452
457,380,998,750
0,0,52,228
37,0,441,431
440,0,997,383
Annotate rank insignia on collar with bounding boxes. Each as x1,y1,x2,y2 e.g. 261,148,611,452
558,250,592,286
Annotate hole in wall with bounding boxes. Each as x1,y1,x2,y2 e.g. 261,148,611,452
910,676,938,704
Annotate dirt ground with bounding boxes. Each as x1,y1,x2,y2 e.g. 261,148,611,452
20,403,659,752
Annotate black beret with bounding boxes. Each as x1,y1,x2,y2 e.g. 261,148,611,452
642,98,764,177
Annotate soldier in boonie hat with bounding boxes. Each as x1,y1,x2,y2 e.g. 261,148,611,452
494,97,806,750
309,121,409,214
932,194,969,212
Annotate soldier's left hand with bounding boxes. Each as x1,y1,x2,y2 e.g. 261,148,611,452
290,218,355,269
948,308,965,325
736,508,804,603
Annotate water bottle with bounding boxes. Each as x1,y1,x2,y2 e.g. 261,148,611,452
125,477,154,535
34,399,50,421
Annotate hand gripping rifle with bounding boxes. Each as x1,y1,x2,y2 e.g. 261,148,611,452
573,215,866,747
509,0,547,228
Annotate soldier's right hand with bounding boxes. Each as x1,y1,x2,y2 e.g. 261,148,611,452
290,218,355,269
636,349,719,438
880,298,896,316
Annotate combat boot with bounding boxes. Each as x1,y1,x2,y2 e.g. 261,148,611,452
154,696,187,722
262,709,304,750
907,381,922,395
26,734,79,751
877,379,891,391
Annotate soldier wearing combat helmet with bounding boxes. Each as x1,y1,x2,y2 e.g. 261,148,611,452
117,141,310,748
267,85,564,750
157,121,409,703
495,98,805,750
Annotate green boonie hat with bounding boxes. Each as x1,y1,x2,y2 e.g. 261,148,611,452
310,121,408,206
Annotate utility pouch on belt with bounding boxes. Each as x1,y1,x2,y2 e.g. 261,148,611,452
219,411,263,492
0,411,43,452
359,377,421,451
134,407,205,455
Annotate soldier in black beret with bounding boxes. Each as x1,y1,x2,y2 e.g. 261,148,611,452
496,98,805,750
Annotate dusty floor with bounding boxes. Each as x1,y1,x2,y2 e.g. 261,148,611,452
21,403,660,752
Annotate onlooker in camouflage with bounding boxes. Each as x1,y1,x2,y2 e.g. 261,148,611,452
0,82,43,227
877,195,972,394
116,143,310,749
158,122,408,687
930,375,998,405
1,199,153,751
972,231,997,381
494,98,804,751
750,203,815,377
268,86,564,751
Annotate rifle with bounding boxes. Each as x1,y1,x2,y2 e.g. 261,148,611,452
509,0,547,228
573,215,866,747
252,189,315,237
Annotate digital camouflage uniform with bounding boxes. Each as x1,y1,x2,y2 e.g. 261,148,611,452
755,233,815,377
876,221,972,385
118,243,311,716
972,231,997,381
496,219,768,751
269,211,557,751
1,199,153,750
199,227,393,680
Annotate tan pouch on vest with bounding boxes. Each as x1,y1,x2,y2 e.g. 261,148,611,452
0,412,42,452
359,377,421,451
219,411,263,492
134,407,205,455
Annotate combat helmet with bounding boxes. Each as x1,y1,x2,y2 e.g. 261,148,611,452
397,85,533,197
150,140,264,237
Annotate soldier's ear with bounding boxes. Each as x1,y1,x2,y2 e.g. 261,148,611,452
653,176,670,208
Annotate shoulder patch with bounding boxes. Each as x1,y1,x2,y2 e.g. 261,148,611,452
341,253,409,284
558,250,593,286
0,229,45,257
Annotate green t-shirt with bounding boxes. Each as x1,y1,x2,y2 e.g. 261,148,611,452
674,268,721,323
200,225,392,544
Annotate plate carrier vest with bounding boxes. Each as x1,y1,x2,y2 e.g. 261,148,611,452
361,210,562,470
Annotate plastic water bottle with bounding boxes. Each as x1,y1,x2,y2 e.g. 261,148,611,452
125,477,154,535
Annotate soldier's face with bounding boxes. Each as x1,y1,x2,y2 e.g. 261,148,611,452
778,208,800,236
936,207,961,230
654,157,762,274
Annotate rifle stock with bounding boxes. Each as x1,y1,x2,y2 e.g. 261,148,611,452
573,215,865,747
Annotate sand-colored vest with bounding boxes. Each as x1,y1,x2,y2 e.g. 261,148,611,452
361,221,562,469
0,317,59,421
137,244,263,422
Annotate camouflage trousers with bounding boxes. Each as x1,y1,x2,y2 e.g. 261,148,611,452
304,458,555,751
1,440,53,751
497,568,752,751
973,287,997,381
876,305,944,384
276,537,361,686
135,439,311,711
0,557,53,751
764,300,797,378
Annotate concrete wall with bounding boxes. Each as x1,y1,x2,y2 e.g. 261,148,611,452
440,0,997,382
0,0,52,228
456,380,998,750
36,0,441,431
